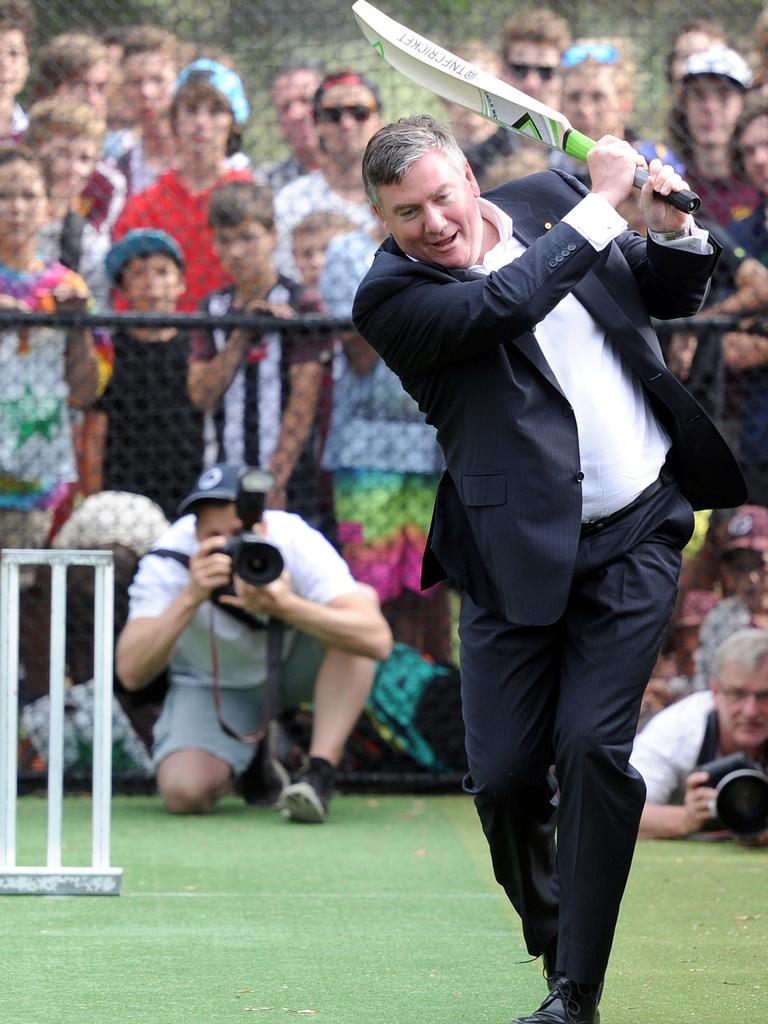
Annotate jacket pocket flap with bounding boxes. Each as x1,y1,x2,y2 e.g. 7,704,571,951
461,474,506,507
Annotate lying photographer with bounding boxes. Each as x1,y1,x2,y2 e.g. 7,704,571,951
116,463,393,821
631,629,768,845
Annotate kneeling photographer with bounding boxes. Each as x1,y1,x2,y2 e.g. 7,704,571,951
631,629,768,846
116,463,393,822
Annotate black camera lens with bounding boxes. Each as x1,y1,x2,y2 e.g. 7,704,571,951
715,770,768,836
228,531,284,588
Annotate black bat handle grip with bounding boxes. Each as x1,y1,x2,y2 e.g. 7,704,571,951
632,167,701,214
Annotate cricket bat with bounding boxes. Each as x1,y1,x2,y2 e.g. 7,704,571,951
352,0,700,214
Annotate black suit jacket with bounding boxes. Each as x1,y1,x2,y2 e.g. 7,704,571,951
353,170,746,624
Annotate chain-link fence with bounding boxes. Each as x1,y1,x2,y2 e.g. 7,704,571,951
6,1,768,791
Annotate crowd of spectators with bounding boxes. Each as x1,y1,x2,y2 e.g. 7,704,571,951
2,2,768,800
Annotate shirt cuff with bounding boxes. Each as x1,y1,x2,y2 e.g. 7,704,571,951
648,221,713,255
561,193,628,251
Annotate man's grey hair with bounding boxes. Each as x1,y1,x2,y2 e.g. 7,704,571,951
713,628,768,679
361,114,467,207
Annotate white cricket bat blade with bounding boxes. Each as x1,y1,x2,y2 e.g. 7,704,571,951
352,1,703,214
352,0,570,152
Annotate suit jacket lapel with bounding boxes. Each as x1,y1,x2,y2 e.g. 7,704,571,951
504,198,707,431
511,202,666,368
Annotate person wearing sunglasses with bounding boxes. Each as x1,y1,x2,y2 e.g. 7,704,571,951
502,7,571,110
632,627,768,845
272,69,382,280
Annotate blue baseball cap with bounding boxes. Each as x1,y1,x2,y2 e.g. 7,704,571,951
105,229,185,284
177,464,242,516
177,464,275,517
175,59,251,124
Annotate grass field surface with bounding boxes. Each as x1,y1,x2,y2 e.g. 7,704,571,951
2,794,765,1024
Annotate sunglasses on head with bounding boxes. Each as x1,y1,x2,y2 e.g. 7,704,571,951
506,62,559,82
562,44,620,68
316,104,375,124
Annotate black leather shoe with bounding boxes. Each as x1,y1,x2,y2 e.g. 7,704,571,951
511,978,601,1024
541,937,562,994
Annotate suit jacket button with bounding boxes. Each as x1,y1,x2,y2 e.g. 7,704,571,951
576,471,585,482
548,258,558,268
567,242,577,251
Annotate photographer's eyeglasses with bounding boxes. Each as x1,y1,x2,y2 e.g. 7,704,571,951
719,687,768,708
562,44,620,68
506,63,559,81
316,104,375,124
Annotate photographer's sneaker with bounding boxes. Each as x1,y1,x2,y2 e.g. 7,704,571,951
279,756,335,823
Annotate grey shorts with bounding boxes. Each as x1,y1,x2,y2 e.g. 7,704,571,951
152,632,324,775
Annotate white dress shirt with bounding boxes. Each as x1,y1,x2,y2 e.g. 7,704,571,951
471,194,709,521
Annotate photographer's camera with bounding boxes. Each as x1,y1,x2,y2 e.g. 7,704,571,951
215,467,284,593
697,752,768,836
219,531,284,588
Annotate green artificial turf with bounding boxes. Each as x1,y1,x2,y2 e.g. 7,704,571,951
2,794,765,1024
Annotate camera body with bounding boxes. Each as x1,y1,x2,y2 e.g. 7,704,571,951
697,752,768,836
219,531,284,588
215,467,284,592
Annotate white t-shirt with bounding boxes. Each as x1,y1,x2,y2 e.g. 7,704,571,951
629,690,714,804
127,510,358,689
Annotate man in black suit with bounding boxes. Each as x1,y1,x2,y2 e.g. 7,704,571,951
353,114,746,1024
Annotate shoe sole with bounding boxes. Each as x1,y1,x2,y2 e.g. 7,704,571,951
279,782,327,823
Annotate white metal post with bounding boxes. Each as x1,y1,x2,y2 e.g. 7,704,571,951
0,549,122,895
0,555,20,870
46,561,67,869
91,558,114,871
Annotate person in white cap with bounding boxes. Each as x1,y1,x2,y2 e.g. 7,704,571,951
669,45,760,225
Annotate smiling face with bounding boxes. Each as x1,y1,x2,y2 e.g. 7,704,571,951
373,149,487,269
